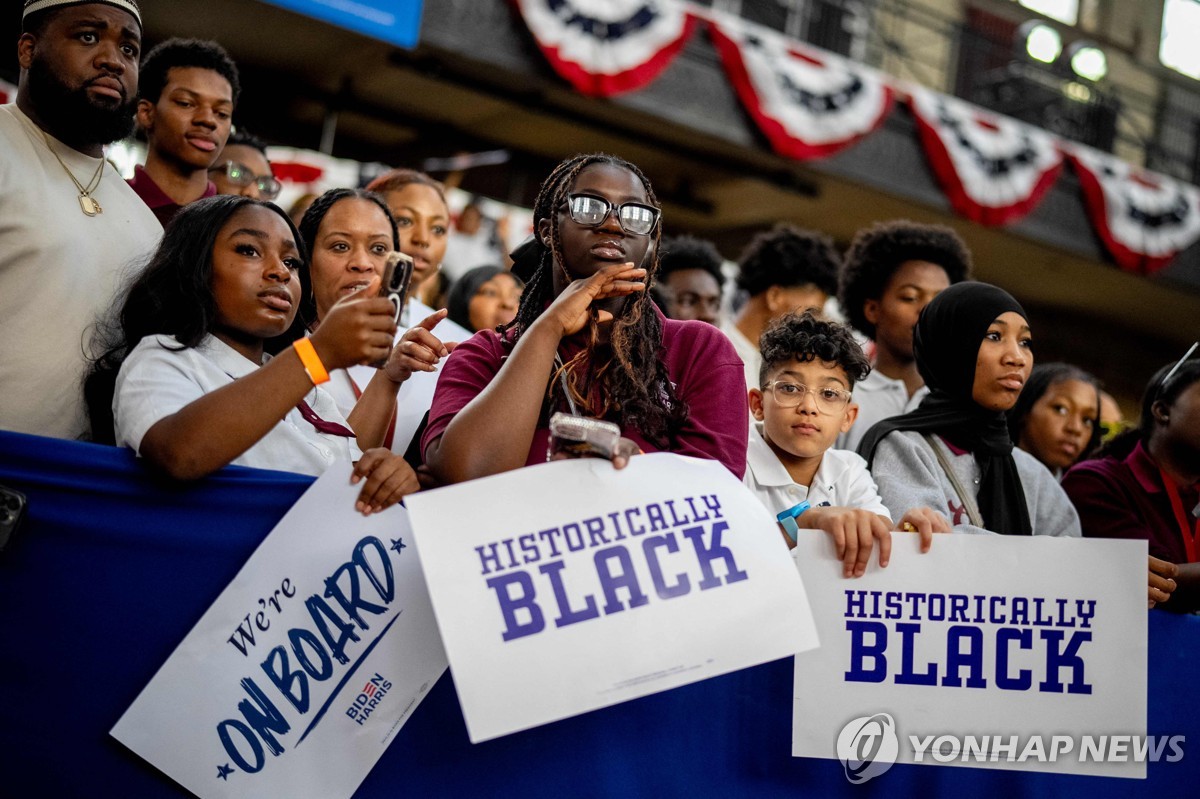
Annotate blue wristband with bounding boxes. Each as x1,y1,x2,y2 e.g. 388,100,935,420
776,501,811,543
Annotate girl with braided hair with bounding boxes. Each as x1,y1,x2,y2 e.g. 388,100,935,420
422,154,748,483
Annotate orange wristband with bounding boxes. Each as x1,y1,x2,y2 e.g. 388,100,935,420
292,337,330,385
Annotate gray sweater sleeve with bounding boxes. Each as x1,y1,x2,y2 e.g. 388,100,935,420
870,431,1080,537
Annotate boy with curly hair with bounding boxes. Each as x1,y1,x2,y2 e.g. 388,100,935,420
836,220,972,452
656,234,726,326
746,312,948,576
129,38,240,226
725,224,839,390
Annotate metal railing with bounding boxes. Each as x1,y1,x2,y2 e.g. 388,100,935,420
692,0,1200,183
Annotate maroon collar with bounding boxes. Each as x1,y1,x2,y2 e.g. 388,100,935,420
1126,440,1165,494
939,434,971,457
128,165,216,209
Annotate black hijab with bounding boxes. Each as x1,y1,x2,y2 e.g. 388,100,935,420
857,282,1033,535
445,265,510,332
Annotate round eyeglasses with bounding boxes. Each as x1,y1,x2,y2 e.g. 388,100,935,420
565,193,660,236
765,381,852,414
209,160,282,201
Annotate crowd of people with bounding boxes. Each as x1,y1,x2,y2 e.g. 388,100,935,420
2,1,1197,614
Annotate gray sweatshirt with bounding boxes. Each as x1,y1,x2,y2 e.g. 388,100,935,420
870,430,1081,537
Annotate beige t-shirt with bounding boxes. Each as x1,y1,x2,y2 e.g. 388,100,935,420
0,104,162,439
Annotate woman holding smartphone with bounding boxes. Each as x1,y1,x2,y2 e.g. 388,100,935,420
422,153,749,484
297,188,453,453
87,195,417,513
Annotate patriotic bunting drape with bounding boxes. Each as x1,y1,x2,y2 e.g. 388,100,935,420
1068,145,1200,275
512,0,698,97
908,86,1063,226
708,16,893,160
512,2,1200,273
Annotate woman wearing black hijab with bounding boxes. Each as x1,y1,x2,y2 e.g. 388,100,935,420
858,282,1080,536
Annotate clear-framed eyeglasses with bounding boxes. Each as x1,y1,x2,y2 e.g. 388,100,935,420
209,160,282,201
565,193,660,236
765,381,852,414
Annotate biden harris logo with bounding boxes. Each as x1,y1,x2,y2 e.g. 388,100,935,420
836,713,899,784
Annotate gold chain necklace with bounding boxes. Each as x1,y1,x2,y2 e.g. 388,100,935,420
41,128,105,216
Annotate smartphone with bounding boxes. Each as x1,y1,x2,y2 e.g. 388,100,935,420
379,251,414,325
0,484,27,554
548,412,622,461
370,251,416,369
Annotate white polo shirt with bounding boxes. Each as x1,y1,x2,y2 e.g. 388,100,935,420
114,334,361,476
743,424,892,520
837,369,929,454
721,320,762,392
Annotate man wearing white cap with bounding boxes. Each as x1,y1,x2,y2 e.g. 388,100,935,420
1,1,161,439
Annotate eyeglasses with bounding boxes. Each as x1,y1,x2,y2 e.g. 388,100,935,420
209,160,282,201
565,193,660,236
765,381,852,413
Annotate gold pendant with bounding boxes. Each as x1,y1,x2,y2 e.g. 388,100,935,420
79,194,102,216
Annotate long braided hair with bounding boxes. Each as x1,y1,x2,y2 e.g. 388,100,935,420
503,153,688,448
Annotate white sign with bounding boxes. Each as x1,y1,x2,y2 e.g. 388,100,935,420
406,453,819,743
112,465,447,799
791,532,1148,779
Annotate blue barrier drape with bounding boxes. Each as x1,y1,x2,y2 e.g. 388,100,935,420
0,430,1195,797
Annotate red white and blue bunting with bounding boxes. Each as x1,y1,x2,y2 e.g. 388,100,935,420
708,16,893,160
512,4,1200,273
908,86,1063,226
513,0,698,97
1067,145,1200,275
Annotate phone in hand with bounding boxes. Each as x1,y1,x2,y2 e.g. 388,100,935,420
379,251,414,325
0,484,27,554
547,412,622,461
371,251,415,368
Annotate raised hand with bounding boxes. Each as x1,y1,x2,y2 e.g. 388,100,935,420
539,262,646,338
383,309,452,384
310,283,398,371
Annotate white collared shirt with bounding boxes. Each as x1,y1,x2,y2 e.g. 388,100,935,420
114,334,361,476
721,320,762,392
743,424,892,520
837,368,929,453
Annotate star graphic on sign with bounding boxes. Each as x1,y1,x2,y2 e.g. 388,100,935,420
217,763,234,781
390,537,407,554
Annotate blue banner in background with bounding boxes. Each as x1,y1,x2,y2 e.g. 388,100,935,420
258,0,424,49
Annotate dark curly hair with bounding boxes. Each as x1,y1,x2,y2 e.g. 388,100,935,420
659,234,725,288
296,188,399,329
1006,362,1102,458
222,128,268,157
758,311,871,389
735,224,839,298
85,195,306,443
839,220,973,339
137,38,241,105
504,153,687,449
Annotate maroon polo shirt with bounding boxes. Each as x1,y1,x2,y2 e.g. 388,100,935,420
422,308,749,478
127,165,216,228
1063,440,1200,565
